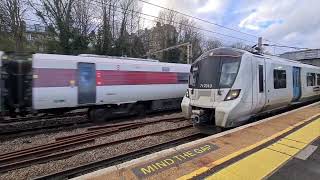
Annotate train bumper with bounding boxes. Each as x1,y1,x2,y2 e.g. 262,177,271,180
181,95,192,118
215,100,241,127
190,99,241,128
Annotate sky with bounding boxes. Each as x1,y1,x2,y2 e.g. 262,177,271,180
140,0,320,53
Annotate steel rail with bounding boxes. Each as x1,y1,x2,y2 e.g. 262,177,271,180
0,115,90,137
34,133,204,180
55,117,186,141
0,111,87,123
0,124,192,173
0,117,187,163
86,117,185,131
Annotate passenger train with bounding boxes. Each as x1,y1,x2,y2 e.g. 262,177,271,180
0,52,190,121
181,47,320,131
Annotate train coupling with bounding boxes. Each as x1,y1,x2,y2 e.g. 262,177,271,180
191,109,210,125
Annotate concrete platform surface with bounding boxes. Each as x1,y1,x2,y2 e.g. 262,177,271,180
74,102,320,180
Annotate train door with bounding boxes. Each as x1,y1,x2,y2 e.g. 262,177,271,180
265,60,274,107
78,63,96,105
292,67,301,102
252,57,266,112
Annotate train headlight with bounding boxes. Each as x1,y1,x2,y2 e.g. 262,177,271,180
224,89,241,101
186,89,190,98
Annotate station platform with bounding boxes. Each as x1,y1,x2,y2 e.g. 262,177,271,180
75,103,320,180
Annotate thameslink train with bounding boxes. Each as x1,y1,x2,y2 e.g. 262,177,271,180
0,52,190,121
181,47,320,130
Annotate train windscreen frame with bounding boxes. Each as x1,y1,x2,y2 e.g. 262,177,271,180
189,49,242,89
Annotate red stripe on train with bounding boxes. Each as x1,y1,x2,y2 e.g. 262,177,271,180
33,69,179,87
33,68,77,87
96,70,178,86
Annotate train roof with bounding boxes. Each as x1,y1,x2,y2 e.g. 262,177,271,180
199,47,320,70
249,51,320,69
33,53,190,68
78,54,160,62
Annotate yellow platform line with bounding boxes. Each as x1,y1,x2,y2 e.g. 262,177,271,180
177,118,319,180
205,119,320,180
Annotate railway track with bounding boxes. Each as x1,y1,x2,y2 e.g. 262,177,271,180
0,117,191,174
2,101,318,178
35,133,205,180
0,110,183,139
0,114,90,138
0,111,87,123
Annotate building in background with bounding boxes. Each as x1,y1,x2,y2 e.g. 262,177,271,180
138,22,178,61
25,24,47,52
280,49,320,66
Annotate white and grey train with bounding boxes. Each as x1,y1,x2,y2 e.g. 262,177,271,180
181,47,320,130
0,52,190,121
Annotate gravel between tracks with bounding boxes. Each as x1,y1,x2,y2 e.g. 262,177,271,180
0,113,197,180
0,113,183,153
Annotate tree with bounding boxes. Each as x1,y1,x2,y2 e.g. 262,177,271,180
30,0,75,54
231,42,252,51
0,0,26,51
147,10,180,62
0,36,15,51
176,16,203,62
114,0,137,56
158,9,177,26
130,34,145,57
71,0,94,54
95,0,114,55
203,39,222,51
148,12,203,63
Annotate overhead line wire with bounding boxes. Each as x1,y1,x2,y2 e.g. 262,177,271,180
136,0,310,50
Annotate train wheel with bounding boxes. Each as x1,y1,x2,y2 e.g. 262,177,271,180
88,108,95,121
9,110,17,118
135,104,146,117
88,107,115,123
88,108,105,122
215,126,224,133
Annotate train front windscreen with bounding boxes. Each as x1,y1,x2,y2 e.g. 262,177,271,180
189,54,242,89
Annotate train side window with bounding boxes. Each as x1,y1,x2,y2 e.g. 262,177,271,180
317,74,320,86
274,69,286,89
307,73,316,86
259,65,264,92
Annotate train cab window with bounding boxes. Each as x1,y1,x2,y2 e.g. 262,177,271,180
317,74,320,86
259,65,264,92
307,73,316,86
219,59,241,88
274,69,286,89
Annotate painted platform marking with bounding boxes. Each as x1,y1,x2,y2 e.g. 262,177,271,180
205,119,320,180
295,145,318,160
131,143,218,178
177,118,319,180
